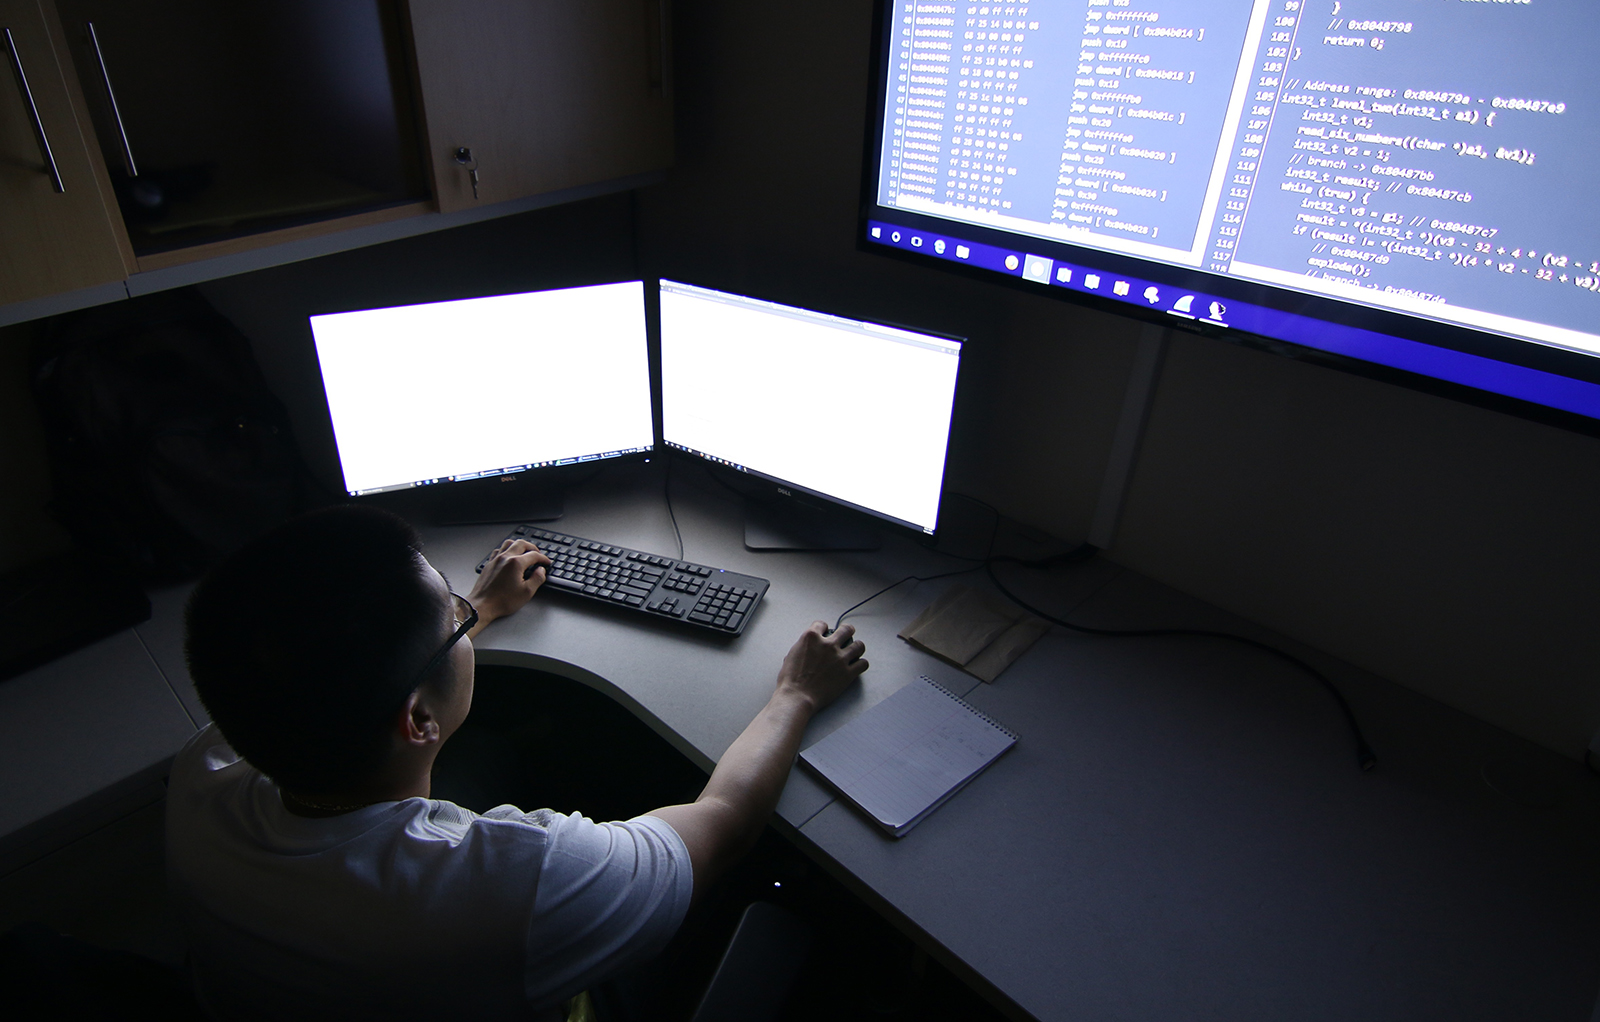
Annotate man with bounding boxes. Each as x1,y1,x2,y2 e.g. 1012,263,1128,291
168,505,867,1020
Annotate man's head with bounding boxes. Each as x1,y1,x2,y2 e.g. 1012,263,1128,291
186,504,471,797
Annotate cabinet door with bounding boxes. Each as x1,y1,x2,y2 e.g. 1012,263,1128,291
407,0,672,213
54,0,429,257
0,0,129,306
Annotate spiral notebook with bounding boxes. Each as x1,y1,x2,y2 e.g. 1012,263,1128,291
800,676,1018,838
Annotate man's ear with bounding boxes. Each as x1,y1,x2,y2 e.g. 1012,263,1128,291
397,688,440,747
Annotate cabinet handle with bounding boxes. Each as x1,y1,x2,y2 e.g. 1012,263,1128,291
85,21,136,177
3,26,64,193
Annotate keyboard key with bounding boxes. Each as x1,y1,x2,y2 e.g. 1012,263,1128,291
727,612,743,629
689,611,714,624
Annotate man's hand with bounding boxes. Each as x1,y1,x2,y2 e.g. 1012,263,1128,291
776,622,868,714
466,539,551,635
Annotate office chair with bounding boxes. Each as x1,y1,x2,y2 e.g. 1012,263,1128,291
689,901,814,1022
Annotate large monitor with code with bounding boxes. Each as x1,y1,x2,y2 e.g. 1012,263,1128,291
659,280,962,538
864,0,1600,429
310,282,654,501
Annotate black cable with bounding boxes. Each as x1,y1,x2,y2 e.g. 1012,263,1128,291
983,561,1376,772
825,491,1373,772
989,545,1100,570
953,492,1002,562
664,454,684,560
831,567,983,634
920,492,1002,563
697,459,780,505
935,493,1097,568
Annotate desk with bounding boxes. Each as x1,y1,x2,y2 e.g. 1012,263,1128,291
5,459,1599,1020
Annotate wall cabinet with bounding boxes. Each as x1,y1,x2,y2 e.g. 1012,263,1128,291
0,0,672,315
55,0,430,257
0,0,131,307
410,0,672,213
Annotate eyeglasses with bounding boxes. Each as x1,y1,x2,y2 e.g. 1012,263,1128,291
410,592,477,689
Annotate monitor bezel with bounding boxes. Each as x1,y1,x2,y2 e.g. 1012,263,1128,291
855,0,1600,439
656,278,967,541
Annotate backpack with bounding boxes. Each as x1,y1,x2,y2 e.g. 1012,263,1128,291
30,289,316,584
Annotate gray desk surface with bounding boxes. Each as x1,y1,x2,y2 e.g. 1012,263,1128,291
5,459,1598,1020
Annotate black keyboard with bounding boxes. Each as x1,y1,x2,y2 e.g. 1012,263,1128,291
476,525,770,636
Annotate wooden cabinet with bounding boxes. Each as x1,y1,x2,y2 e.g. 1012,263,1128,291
0,0,130,307
0,0,673,317
54,0,430,257
408,0,673,213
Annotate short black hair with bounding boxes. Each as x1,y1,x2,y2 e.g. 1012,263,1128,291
185,504,449,793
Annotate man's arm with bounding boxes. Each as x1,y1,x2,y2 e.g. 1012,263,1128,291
649,622,867,903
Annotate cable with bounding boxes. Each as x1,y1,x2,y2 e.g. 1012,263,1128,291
983,561,1376,772
697,459,780,505
830,567,983,634
663,454,684,560
824,493,1373,771
953,492,1002,562
919,492,1001,563
934,493,1097,568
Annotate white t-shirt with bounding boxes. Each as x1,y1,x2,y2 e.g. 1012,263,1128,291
166,725,693,1021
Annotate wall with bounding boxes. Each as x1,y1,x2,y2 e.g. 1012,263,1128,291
634,0,1138,547
0,196,638,574
0,321,74,575
637,0,1600,759
1115,335,1600,761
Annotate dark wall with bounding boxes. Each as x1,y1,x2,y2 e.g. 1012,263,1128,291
633,0,1138,544
0,322,74,573
633,0,1600,758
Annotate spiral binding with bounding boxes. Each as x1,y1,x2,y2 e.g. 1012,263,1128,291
919,675,1019,741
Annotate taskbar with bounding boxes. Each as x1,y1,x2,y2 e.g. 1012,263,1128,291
665,441,748,474
864,218,1600,422
350,446,653,497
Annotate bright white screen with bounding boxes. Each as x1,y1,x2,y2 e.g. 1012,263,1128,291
660,282,960,533
311,283,653,495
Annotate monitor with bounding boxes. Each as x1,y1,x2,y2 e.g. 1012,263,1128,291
310,281,654,519
659,279,962,546
863,0,1600,431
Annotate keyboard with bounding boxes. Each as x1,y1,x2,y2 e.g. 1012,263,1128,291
476,525,770,636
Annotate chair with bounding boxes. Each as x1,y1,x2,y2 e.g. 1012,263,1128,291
689,901,814,1022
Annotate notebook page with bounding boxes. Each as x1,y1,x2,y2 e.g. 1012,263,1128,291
802,678,1015,831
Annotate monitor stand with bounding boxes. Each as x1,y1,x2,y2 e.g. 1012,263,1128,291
744,498,880,552
432,475,564,526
